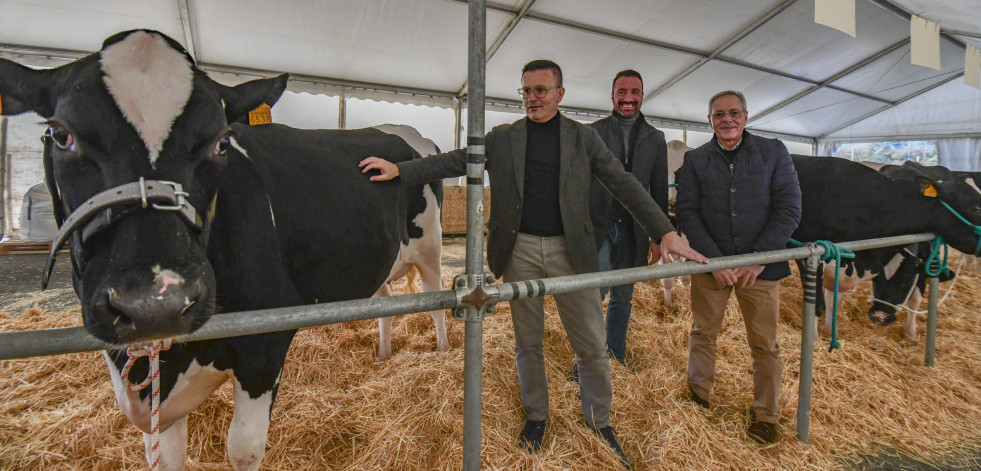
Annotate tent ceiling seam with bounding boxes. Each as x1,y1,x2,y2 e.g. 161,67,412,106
818,71,963,138
645,0,799,101
751,38,910,122
455,0,537,97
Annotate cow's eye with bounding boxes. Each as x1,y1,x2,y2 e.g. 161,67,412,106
214,136,230,156
50,126,75,151
212,130,233,159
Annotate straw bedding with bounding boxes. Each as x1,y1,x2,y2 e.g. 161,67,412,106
2,258,981,470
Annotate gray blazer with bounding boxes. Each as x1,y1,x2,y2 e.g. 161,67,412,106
397,114,675,278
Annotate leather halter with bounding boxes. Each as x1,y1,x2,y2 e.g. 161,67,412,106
40,132,216,289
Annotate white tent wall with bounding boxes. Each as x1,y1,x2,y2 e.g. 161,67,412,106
2,113,46,238
272,92,341,130
938,138,981,172
0,0,978,197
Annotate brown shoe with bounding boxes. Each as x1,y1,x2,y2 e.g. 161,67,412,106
747,418,777,444
685,385,709,409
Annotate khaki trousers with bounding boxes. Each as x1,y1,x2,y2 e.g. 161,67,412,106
687,272,782,423
503,233,612,429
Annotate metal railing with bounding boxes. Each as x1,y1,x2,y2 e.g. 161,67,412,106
0,231,944,450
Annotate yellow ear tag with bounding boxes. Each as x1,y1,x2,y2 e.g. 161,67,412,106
923,185,937,197
0,92,4,114
248,103,272,126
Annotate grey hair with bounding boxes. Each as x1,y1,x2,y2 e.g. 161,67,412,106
708,90,747,114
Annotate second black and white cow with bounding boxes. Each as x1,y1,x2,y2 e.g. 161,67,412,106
791,156,981,339
369,124,447,361
0,30,443,470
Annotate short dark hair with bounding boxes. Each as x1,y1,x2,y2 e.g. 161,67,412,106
522,60,563,87
612,69,643,92
708,90,748,114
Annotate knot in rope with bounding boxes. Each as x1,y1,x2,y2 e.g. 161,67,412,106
120,339,172,471
926,235,952,278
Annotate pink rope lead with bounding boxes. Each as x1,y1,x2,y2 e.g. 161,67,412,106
120,339,172,470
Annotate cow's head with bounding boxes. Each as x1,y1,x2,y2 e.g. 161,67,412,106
925,175,981,256
0,30,288,344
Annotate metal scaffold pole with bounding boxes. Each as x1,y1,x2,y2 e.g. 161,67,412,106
462,0,487,469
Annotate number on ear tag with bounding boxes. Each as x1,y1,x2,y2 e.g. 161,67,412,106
248,103,272,126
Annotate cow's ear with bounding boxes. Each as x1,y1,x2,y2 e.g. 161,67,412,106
0,58,58,117
216,73,289,123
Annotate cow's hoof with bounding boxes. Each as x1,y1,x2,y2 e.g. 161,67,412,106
867,311,896,326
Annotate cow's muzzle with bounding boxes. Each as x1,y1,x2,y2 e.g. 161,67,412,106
99,276,208,343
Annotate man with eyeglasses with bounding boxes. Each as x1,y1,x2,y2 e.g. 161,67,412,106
360,59,708,468
566,70,668,382
675,90,801,444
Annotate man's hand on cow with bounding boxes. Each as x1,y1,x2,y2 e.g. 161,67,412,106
358,156,400,181
712,268,738,287
647,242,662,265
659,231,709,264
734,264,765,288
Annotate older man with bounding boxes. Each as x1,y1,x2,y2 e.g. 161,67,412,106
675,90,801,444
361,60,707,467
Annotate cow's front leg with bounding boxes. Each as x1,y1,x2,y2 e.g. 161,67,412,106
904,310,919,340
227,377,277,471
143,416,187,471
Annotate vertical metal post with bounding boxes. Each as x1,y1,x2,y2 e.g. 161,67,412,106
925,275,939,366
0,116,8,239
796,250,821,444
453,98,463,150
338,90,347,130
463,1,486,470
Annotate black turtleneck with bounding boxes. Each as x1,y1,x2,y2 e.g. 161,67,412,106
519,114,563,236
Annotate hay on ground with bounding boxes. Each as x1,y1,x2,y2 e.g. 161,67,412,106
2,257,981,470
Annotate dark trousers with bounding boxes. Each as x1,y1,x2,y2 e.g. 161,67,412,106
597,221,635,363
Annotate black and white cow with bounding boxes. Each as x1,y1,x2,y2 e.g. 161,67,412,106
0,30,442,470
868,241,956,339
791,156,981,339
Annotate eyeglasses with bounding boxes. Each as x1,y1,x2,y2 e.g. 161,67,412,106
711,110,746,120
518,86,558,98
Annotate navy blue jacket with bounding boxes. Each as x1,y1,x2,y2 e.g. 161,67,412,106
675,131,802,280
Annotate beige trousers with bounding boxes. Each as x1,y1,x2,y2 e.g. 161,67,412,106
503,233,612,429
687,272,783,423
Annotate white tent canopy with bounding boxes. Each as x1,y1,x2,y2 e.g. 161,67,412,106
0,0,979,153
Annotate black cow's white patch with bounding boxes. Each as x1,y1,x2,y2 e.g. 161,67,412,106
100,31,194,167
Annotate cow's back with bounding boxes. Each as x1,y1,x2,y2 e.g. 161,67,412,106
791,156,919,243
229,123,419,303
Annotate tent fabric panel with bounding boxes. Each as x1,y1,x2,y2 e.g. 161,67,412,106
937,137,981,172
892,0,981,38
824,79,981,139
485,18,700,110
750,88,884,137
528,0,780,53
271,91,341,130
721,0,910,82
191,0,508,92
347,98,456,153
830,39,967,101
0,0,183,53
646,60,812,124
